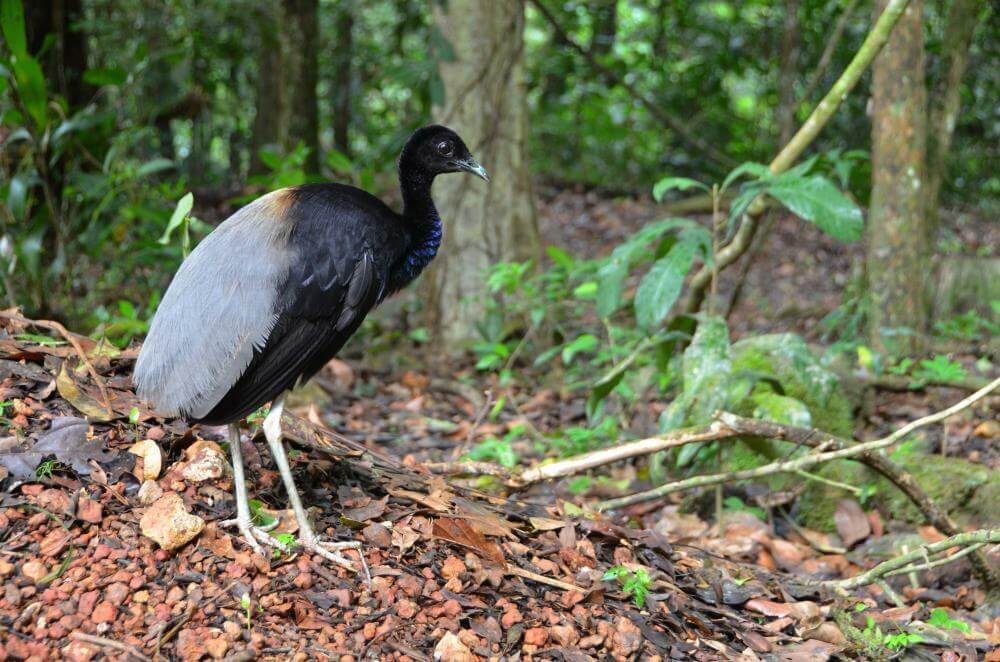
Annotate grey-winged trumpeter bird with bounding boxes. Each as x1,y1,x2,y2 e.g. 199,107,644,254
134,126,488,576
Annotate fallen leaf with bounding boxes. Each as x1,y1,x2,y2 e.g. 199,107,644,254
432,518,505,565
341,496,387,522
834,499,871,548
0,417,115,479
55,363,114,421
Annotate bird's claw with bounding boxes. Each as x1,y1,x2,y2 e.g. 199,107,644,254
301,535,371,583
219,517,283,555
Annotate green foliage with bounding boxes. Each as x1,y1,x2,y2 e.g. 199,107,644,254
602,566,652,608
912,355,968,385
927,608,970,634
249,499,277,528
463,425,523,468
722,496,766,521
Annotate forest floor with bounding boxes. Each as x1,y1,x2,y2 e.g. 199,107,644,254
0,190,997,661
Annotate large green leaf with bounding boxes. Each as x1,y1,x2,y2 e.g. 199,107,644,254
11,54,46,130
765,175,863,241
83,66,126,87
595,218,702,317
634,239,697,330
0,0,26,56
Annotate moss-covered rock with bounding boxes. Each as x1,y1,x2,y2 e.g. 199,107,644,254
730,334,855,438
966,475,1000,526
873,454,991,524
795,461,873,532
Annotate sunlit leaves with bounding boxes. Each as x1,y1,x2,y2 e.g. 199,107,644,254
0,0,26,56
634,238,698,330
765,175,863,241
652,176,708,201
158,192,194,248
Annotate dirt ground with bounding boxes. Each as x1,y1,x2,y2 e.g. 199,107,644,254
0,190,997,660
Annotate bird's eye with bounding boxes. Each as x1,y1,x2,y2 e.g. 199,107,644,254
437,141,454,157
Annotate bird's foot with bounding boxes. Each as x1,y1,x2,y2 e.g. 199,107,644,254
219,516,284,555
300,531,371,583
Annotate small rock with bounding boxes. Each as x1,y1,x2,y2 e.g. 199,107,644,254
396,599,418,619
176,628,207,661
205,637,229,660
137,480,164,505
63,641,99,662
612,616,643,657
524,627,548,647
104,582,129,607
77,590,99,616
501,607,523,629
140,492,205,551
129,439,163,481
434,631,472,662
36,488,73,516
39,529,70,558
550,624,579,647
179,440,227,483
133,590,149,604
76,496,103,524
222,621,242,641
361,523,391,547
440,556,466,580
0,561,13,577
21,560,48,583
90,601,116,624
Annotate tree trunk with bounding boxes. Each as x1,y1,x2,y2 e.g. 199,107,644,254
425,0,539,345
25,0,89,108
867,0,928,354
251,1,288,175
925,0,980,234
331,5,354,157
776,0,801,145
281,0,320,173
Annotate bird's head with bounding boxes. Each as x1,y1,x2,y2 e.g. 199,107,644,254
399,125,490,182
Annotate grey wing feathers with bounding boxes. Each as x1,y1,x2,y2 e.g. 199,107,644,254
133,191,293,419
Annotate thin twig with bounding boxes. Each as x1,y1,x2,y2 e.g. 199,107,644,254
883,542,986,579
69,632,151,662
829,529,1000,590
506,564,584,592
0,311,113,416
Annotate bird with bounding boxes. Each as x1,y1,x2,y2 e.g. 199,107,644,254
134,125,489,576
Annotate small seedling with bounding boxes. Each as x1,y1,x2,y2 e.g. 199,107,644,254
239,592,252,630
603,565,652,608
271,532,296,558
249,499,277,528
722,496,766,522
35,459,61,480
927,608,970,633
883,631,923,652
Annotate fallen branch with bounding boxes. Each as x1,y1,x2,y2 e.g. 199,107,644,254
830,529,1000,591
69,632,150,662
682,0,911,316
596,377,997,511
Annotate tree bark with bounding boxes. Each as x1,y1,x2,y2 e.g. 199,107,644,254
331,5,354,157
776,0,801,145
281,0,321,173
250,1,288,175
426,0,540,345
867,0,928,354
925,0,980,234
25,0,89,108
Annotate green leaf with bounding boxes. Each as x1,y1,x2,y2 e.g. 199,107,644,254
545,245,575,271
7,172,28,220
634,239,697,329
765,175,863,241
572,281,597,300
158,192,194,245
0,0,26,55
83,66,126,86
652,176,708,201
137,158,176,178
11,54,46,130
326,149,353,173
721,161,770,194
562,334,598,365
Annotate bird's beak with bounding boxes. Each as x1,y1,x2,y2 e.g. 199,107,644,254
460,158,490,182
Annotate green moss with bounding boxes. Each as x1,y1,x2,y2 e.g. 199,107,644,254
795,461,872,532
731,334,855,438
874,454,990,524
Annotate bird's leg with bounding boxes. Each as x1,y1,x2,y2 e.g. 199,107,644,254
219,423,284,553
262,397,371,582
